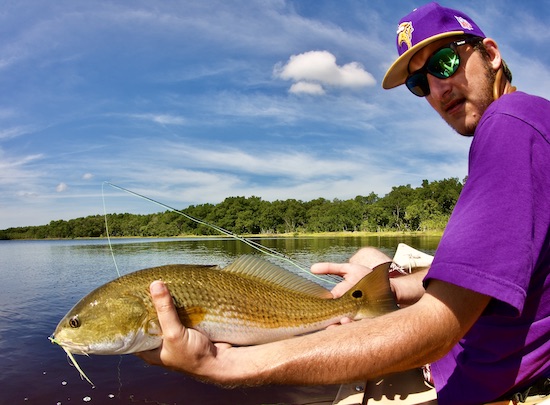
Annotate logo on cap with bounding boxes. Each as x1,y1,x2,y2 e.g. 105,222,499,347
454,16,474,30
397,21,414,50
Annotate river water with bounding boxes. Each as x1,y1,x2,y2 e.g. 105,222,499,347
0,235,439,405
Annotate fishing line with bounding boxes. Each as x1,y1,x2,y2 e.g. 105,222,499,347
102,182,122,277
102,182,340,285
116,356,122,400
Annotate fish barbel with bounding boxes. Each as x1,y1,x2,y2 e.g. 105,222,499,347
50,256,396,381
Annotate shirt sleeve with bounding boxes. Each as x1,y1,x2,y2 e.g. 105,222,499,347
425,111,538,315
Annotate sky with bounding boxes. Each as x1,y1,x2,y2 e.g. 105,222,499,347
2,0,550,229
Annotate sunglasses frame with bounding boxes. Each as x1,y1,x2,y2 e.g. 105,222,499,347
406,36,483,97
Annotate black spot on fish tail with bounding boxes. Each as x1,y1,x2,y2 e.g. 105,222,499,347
346,262,398,315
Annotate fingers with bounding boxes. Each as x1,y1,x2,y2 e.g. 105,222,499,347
311,262,372,279
325,317,354,329
310,262,349,276
138,281,223,376
329,282,358,299
149,280,185,340
312,262,373,299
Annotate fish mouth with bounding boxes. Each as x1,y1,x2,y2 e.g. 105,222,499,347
49,335,89,355
49,329,160,355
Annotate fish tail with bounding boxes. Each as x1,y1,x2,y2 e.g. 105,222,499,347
345,261,399,316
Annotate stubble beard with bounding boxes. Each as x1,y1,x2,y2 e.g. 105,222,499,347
455,64,497,137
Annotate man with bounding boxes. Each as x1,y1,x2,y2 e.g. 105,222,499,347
138,3,550,404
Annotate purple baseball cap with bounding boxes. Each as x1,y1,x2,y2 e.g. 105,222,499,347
382,2,485,89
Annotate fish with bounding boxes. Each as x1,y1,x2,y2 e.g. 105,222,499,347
50,256,397,384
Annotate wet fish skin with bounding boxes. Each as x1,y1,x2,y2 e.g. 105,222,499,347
51,256,397,356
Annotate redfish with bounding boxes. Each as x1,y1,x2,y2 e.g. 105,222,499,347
50,256,396,384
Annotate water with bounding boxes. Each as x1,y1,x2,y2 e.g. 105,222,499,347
0,235,439,405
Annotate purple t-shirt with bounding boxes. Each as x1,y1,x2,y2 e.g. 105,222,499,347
425,92,550,405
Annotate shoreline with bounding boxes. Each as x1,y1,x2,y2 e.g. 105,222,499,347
1,230,444,241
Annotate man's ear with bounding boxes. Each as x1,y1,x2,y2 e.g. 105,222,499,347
482,38,502,72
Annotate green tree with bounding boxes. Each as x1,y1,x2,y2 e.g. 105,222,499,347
378,185,416,231
268,199,306,233
305,198,330,232
1,178,463,238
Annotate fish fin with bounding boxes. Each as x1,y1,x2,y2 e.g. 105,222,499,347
223,256,333,299
345,261,398,317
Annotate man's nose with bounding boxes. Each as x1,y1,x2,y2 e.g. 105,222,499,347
427,75,453,100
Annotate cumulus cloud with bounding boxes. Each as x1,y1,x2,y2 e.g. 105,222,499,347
289,82,325,95
82,173,94,180
56,182,68,192
274,50,376,95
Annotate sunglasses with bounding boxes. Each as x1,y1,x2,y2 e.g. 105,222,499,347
406,37,482,97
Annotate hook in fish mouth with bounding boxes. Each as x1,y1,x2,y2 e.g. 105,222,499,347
49,335,90,355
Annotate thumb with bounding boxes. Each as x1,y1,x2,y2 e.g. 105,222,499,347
150,280,184,337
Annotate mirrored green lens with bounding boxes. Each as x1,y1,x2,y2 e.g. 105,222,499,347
427,47,460,78
405,46,461,97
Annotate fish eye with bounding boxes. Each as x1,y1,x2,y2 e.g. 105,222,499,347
69,316,81,328
352,290,363,299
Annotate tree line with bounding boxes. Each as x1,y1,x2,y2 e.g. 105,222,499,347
1,178,464,240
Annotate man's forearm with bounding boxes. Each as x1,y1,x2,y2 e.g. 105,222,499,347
139,279,489,388
204,288,462,386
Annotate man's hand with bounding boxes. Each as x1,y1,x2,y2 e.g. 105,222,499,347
312,246,395,299
311,262,372,298
136,280,229,379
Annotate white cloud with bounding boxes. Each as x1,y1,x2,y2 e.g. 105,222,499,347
154,143,362,180
0,151,43,185
289,82,325,95
16,190,39,198
82,173,94,180
56,182,68,192
131,113,186,126
0,126,35,140
274,50,376,95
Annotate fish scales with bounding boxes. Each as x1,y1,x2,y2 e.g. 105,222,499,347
114,264,360,338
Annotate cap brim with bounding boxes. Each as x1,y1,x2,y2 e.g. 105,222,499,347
382,31,465,90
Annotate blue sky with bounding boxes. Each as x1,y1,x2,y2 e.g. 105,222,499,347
2,0,549,229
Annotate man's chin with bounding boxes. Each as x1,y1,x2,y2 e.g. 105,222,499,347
443,114,478,136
